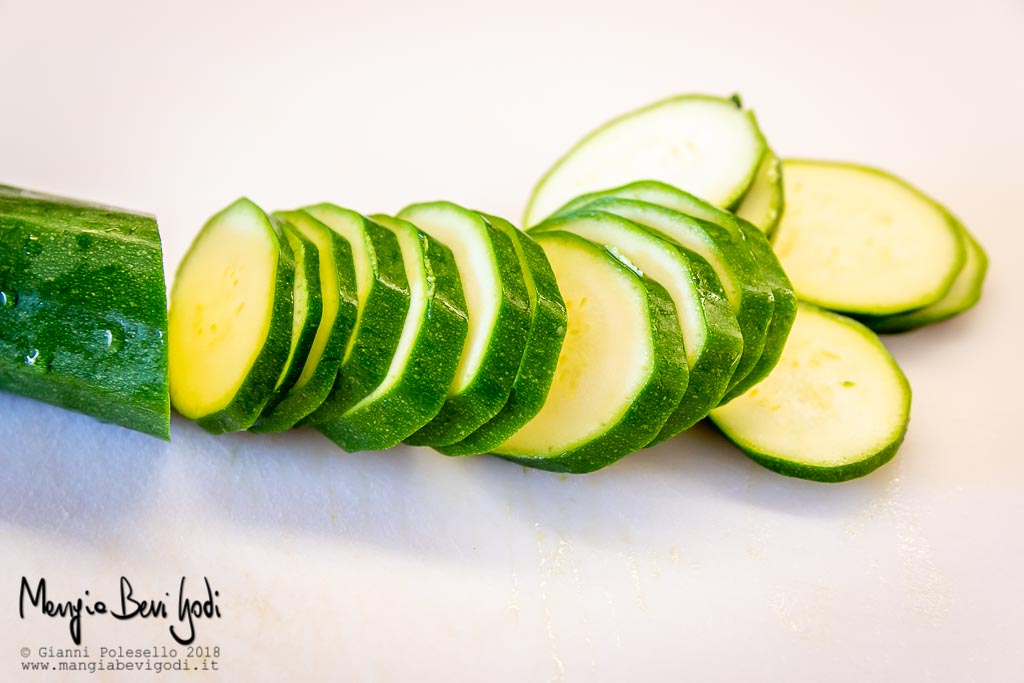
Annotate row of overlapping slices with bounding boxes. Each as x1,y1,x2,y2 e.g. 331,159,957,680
167,178,797,474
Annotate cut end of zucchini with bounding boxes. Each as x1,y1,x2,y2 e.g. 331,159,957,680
169,198,289,427
524,94,767,226
710,303,911,482
734,150,784,234
772,161,965,315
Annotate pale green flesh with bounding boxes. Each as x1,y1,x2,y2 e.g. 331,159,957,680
344,216,427,413
735,150,784,233
772,161,965,315
397,203,499,395
496,233,654,456
301,206,374,362
525,95,766,226
862,224,988,332
711,304,910,471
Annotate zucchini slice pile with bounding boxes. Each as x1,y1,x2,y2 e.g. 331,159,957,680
168,181,796,473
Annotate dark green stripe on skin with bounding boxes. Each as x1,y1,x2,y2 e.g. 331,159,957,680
250,217,323,427
250,210,358,432
303,206,411,422
314,215,468,452
400,202,532,448
494,231,688,474
438,213,567,456
191,198,296,434
529,210,742,444
0,185,170,439
573,197,774,399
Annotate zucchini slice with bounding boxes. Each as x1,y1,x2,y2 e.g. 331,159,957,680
398,202,532,447
169,198,295,434
0,185,169,439
524,94,767,226
771,160,965,315
734,150,784,234
859,222,988,334
438,213,567,456
530,210,741,441
492,230,688,473
573,198,775,399
553,180,796,404
302,204,411,421
250,210,358,432
313,214,468,451
248,219,322,428
710,303,911,482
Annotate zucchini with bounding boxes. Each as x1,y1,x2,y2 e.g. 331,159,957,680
492,230,688,473
438,213,567,456
169,198,295,434
772,160,965,315
553,180,796,403
0,185,169,439
710,303,911,482
250,210,358,432
398,202,532,447
571,198,775,399
524,94,767,226
530,210,742,440
859,222,988,334
248,219,322,429
301,205,411,421
313,214,468,451
735,150,784,234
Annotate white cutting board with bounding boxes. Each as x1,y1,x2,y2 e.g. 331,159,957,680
2,1,1022,680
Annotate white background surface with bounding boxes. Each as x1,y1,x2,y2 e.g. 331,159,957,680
2,0,1023,680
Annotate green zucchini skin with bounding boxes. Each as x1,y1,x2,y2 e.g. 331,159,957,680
495,230,688,474
0,185,170,439
400,202,532,448
250,210,358,432
857,221,987,334
438,213,567,456
250,217,323,428
187,199,296,435
553,180,795,404
314,215,468,452
529,210,742,442
302,205,411,421
573,197,774,399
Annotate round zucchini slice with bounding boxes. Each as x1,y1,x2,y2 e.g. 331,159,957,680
250,217,323,426
524,94,767,226
734,149,784,234
492,230,688,473
575,198,774,400
313,214,468,452
771,160,965,315
250,210,358,432
169,198,295,434
530,210,741,441
302,204,411,421
710,303,911,483
438,213,567,456
399,202,532,448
